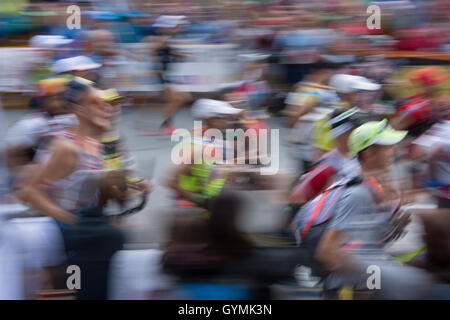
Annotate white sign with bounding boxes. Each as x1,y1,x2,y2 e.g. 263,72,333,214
168,43,240,92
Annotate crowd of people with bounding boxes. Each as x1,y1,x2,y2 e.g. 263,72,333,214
0,0,449,300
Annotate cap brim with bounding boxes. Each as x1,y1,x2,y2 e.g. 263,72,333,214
215,108,242,116
76,63,102,71
375,127,408,145
353,81,381,91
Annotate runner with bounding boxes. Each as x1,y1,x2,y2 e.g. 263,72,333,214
285,62,338,172
141,16,192,135
166,99,242,216
99,88,152,200
15,77,134,232
5,77,77,188
391,66,449,136
310,74,381,160
284,62,336,128
311,120,435,299
289,108,363,206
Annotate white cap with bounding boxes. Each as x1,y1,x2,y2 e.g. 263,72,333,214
29,35,73,49
191,99,242,119
52,56,101,74
153,15,188,28
329,74,381,94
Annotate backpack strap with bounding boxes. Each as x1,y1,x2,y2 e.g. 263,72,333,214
300,177,364,237
300,185,334,237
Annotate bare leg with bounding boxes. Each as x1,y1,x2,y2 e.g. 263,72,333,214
160,84,191,130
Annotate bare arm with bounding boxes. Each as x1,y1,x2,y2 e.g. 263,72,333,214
16,138,78,225
315,228,354,273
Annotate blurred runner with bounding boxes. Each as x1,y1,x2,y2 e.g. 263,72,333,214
166,99,242,216
140,16,192,135
289,108,362,207
311,120,436,299
310,74,381,160
284,62,336,128
391,66,449,137
99,88,152,204
285,62,337,172
16,77,125,231
5,77,76,189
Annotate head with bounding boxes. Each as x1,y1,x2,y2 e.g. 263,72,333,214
410,66,449,99
191,99,242,131
35,78,70,116
349,119,407,172
65,77,115,134
329,74,381,106
206,116,229,131
53,56,102,83
328,107,362,154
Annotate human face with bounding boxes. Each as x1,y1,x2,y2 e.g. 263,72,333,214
73,69,99,83
44,93,67,116
364,144,395,171
75,88,115,133
208,116,229,131
343,92,358,106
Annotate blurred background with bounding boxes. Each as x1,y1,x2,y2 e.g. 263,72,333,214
0,0,449,300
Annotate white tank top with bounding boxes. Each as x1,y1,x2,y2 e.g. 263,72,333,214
39,131,106,214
